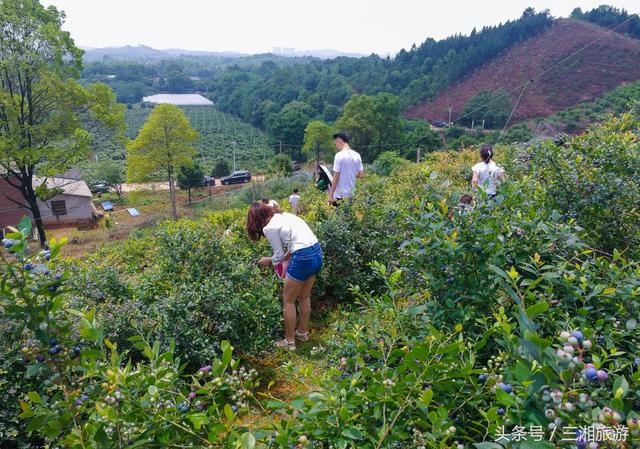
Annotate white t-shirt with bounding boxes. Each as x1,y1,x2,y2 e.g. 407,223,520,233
333,147,363,199
262,213,318,264
288,194,300,210
472,161,504,195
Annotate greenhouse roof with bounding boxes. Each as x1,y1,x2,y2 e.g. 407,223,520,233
142,94,213,106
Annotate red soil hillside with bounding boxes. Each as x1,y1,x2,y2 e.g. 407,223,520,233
405,19,640,123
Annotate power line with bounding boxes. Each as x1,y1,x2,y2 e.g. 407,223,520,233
395,14,638,151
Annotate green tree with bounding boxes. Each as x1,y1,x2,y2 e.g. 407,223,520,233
371,93,403,158
335,94,376,157
212,159,230,178
461,89,514,129
83,160,125,197
177,162,204,203
0,0,125,246
302,120,335,166
127,104,198,220
266,101,313,150
402,120,443,160
372,151,409,176
270,154,293,176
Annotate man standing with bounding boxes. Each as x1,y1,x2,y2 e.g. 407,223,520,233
289,188,301,214
328,132,364,205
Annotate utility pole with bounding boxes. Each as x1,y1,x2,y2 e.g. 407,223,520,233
471,119,475,130
231,141,237,172
482,120,485,130
316,143,320,174
416,147,421,164
448,108,453,126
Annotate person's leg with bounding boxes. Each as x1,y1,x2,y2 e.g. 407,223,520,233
297,275,316,334
282,276,304,342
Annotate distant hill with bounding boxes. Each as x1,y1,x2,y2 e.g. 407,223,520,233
83,45,246,61
405,19,640,124
82,45,364,62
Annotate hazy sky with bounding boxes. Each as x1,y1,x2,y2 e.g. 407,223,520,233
42,0,639,55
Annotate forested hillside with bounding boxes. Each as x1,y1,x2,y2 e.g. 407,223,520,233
405,19,640,124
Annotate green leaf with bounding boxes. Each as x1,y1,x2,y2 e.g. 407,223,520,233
520,441,555,449
495,389,516,407
238,432,256,449
27,391,41,404
223,403,235,421
266,400,287,409
473,443,504,449
420,388,433,406
341,428,363,440
525,301,548,318
613,376,629,398
187,413,210,430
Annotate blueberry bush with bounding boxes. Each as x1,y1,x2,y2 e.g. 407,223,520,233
2,112,640,448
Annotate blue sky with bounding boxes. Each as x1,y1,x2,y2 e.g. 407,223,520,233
43,0,639,55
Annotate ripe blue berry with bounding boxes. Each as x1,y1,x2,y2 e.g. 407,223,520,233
584,367,597,381
571,330,584,343
23,263,34,271
497,408,505,416
49,338,59,347
48,345,60,355
36,354,45,363
478,374,488,383
498,383,512,394
231,405,238,413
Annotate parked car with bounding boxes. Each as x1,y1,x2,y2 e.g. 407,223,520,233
220,171,251,185
291,160,303,172
203,176,216,187
89,181,110,194
431,120,449,128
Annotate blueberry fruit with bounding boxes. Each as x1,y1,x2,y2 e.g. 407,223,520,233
36,354,45,363
49,338,59,347
497,407,505,416
584,367,597,381
498,383,513,394
23,263,34,271
73,347,81,357
231,405,238,413
48,345,60,355
571,330,584,343
633,358,640,369
478,374,488,383
48,285,58,292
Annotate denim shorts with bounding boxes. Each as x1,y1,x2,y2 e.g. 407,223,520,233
287,242,323,282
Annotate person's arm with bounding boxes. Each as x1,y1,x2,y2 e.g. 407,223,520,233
261,226,286,266
356,155,364,179
471,169,479,190
329,156,341,201
329,172,340,201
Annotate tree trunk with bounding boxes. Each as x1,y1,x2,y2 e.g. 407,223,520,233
24,180,47,247
187,188,192,204
168,167,177,220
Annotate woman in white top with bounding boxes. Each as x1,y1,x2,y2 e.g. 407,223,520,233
472,144,505,198
247,202,323,350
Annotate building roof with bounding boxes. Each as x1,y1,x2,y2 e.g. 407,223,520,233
33,177,93,198
142,94,213,106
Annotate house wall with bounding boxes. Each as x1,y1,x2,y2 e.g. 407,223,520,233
0,177,29,231
38,194,95,227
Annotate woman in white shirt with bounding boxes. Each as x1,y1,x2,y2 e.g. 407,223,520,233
472,144,505,198
247,202,323,350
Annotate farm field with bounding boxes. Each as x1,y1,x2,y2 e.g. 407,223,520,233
4,112,640,448
93,105,273,174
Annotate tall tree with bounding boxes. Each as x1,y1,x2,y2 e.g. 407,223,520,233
335,94,376,158
0,0,125,246
177,162,204,203
371,93,403,159
302,120,335,166
127,104,198,220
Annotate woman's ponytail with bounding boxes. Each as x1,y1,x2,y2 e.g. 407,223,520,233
480,144,493,164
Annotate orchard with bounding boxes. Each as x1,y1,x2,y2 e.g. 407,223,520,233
1,112,640,448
